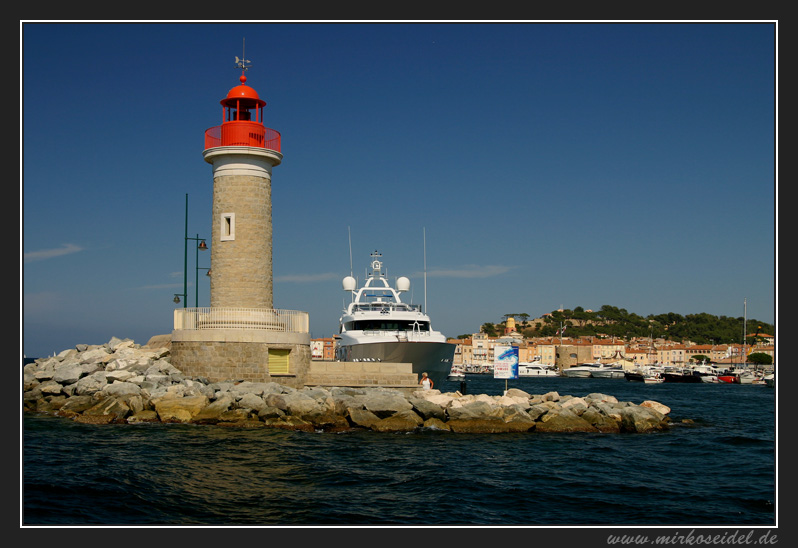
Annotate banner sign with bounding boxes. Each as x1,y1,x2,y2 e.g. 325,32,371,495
494,345,519,379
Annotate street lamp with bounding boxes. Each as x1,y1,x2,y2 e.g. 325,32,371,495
177,194,208,308
188,233,209,307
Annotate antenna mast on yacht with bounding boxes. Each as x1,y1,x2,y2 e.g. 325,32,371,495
348,226,353,277
423,227,427,313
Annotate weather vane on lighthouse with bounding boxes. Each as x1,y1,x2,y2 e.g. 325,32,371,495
234,38,251,72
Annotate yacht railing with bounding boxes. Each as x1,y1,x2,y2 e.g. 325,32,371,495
351,303,423,313
361,330,434,338
174,307,309,333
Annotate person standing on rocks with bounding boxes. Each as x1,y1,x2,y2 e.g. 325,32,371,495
420,372,433,390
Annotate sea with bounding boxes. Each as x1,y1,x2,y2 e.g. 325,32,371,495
21,374,778,536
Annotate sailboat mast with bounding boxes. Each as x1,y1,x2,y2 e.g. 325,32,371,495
743,298,747,366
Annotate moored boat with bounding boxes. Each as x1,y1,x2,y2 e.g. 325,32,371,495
447,366,466,381
518,362,559,377
625,366,664,383
563,362,604,378
718,368,759,384
662,368,704,383
764,373,775,388
336,251,456,386
590,364,626,379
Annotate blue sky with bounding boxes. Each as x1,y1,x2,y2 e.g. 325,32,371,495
22,22,776,358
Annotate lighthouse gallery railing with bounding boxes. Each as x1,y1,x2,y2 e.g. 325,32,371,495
204,124,281,151
174,307,308,333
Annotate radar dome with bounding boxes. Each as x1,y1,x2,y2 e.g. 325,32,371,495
342,276,357,291
396,276,410,292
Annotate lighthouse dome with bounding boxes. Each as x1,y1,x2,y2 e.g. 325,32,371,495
221,74,266,108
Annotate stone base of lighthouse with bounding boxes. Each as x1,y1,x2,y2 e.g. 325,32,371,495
171,329,311,389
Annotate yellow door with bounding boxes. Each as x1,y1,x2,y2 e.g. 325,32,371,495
269,348,290,375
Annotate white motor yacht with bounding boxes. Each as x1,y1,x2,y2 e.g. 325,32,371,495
562,362,605,378
518,362,559,377
589,363,626,379
335,251,456,386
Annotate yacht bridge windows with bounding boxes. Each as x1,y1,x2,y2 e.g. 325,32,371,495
343,319,431,332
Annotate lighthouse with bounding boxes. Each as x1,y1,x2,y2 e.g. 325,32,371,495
171,57,310,386
203,63,281,308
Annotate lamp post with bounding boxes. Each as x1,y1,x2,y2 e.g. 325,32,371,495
192,234,210,307
175,194,208,307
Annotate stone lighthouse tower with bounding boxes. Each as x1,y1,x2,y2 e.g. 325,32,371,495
171,58,310,387
204,65,280,308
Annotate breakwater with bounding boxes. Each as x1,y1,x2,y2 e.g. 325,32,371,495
23,337,676,433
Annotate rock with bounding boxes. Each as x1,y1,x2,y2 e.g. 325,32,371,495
53,365,83,385
82,396,131,423
504,388,532,399
74,413,117,424
560,396,588,415
581,407,621,433
38,380,63,395
153,395,209,423
237,393,268,412
535,408,598,433
362,392,413,418
284,392,327,417
310,412,351,432
372,410,423,432
347,407,382,429
145,334,172,349
192,395,234,424
105,369,136,382
619,406,668,433
263,392,289,412
127,410,159,423
422,417,450,430
74,372,109,396
408,398,446,421
56,395,96,417
101,381,142,398
527,401,559,421
80,347,111,364
446,416,511,433
257,406,286,421
585,393,619,404
640,400,671,415
447,400,501,421
218,409,255,423
543,391,561,402
263,416,315,432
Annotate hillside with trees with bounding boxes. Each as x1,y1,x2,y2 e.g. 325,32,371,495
473,305,774,346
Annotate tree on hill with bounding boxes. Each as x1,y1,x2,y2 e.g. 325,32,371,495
505,305,774,345
747,352,773,366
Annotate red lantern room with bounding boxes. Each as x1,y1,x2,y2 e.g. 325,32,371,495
204,71,281,152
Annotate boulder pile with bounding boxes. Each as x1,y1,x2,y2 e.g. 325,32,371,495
23,337,675,433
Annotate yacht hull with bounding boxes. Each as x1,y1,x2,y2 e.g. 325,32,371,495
337,341,456,386
563,370,593,378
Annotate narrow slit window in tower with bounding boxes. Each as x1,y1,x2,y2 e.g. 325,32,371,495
220,213,235,241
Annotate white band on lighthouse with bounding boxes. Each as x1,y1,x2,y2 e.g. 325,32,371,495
203,146,283,177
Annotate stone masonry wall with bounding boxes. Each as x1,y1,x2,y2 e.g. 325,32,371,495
304,361,418,389
210,174,273,309
171,340,311,389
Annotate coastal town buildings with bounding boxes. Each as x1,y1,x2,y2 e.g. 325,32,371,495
311,332,774,371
